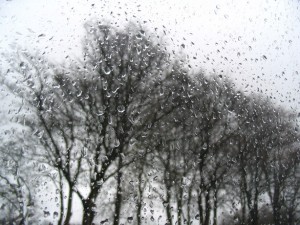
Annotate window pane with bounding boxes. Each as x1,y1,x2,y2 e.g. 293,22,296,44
1,1,299,225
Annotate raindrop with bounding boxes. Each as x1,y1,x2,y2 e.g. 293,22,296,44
117,105,125,113
103,67,112,75
150,201,154,208
77,90,82,97
127,216,133,223
44,211,50,218
53,211,58,219
136,34,143,39
139,30,145,36
163,201,169,207
81,147,87,157
97,179,104,186
129,138,136,146
262,55,267,60
38,163,46,172
114,139,120,147
19,62,25,68
158,215,162,222
100,219,109,224
97,111,104,116
159,88,164,96
37,130,44,139
129,180,134,186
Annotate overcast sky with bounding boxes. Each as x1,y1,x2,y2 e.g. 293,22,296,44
1,0,300,112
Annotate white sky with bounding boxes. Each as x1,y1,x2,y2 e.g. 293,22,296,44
1,0,300,112
1,0,300,222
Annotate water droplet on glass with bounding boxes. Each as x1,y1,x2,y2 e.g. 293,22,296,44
159,88,164,96
44,211,50,218
100,219,109,224
136,34,143,39
117,105,125,113
77,90,82,97
139,30,145,36
163,201,169,207
53,211,58,219
127,216,133,223
103,67,112,75
97,111,104,116
114,139,120,147
81,147,87,157
19,62,25,68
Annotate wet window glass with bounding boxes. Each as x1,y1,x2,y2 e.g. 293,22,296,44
0,1,300,225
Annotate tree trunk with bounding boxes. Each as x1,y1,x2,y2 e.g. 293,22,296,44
113,157,123,225
137,171,144,225
249,208,258,225
241,193,246,225
177,183,183,225
213,189,218,225
272,179,282,225
166,187,173,225
82,199,96,225
186,185,193,225
136,197,142,225
248,186,259,225
81,152,112,225
63,189,73,225
204,189,211,225
57,171,64,225
250,158,259,225
197,191,204,225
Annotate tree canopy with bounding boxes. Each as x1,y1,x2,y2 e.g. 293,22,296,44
1,22,299,225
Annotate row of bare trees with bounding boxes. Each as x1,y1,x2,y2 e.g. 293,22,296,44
0,22,299,225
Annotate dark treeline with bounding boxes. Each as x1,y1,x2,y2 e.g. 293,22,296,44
0,22,299,225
